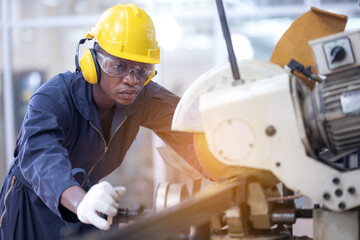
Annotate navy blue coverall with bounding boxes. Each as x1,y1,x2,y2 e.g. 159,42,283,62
0,71,204,240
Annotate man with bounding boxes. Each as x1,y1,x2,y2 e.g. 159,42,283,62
0,3,205,239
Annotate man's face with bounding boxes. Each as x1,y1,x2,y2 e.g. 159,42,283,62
96,49,154,105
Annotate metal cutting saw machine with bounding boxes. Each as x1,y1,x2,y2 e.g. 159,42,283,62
72,4,360,240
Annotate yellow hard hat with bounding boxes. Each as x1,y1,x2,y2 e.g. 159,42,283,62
86,3,160,64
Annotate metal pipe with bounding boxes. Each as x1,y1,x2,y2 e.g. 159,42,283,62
271,209,313,223
1,0,15,169
215,0,240,81
271,209,296,223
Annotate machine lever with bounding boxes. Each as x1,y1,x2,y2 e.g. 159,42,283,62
286,59,323,83
215,0,241,82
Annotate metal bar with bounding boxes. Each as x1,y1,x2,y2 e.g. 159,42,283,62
215,0,240,81
71,178,242,240
1,0,15,169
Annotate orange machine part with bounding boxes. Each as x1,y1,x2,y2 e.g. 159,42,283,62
193,133,279,187
270,7,347,90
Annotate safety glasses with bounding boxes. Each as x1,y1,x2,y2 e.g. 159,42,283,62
96,51,154,82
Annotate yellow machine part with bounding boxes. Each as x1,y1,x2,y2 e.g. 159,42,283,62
193,133,279,187
270,7,347,90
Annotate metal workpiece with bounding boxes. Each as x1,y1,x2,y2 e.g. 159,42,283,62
72,178,246,240
109,206,153,224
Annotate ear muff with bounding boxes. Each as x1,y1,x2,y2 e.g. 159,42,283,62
79,48,101,84
144,69,157,85
75,38,157,85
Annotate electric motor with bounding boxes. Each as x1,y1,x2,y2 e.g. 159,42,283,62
296,29,360,159
296,73,360,158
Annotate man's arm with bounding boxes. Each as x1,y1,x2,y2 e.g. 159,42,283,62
141,82,207,177
60,186,86,214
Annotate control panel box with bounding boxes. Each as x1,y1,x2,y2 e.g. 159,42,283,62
309,29,360,76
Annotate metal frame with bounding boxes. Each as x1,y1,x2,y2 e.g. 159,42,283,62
1,0,15,169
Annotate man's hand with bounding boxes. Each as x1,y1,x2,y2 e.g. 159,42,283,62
76,181,126,230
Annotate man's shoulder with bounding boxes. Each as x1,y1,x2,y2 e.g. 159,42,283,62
34,71,82,97
40,71,76,88
30,71,86,109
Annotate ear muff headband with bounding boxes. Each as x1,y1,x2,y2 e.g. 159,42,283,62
75,38,101,84
75,38,86,73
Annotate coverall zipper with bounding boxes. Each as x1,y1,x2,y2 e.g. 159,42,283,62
87,117,127,178
0,176,16,227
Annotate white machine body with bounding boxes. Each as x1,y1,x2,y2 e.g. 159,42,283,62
172,58,360,212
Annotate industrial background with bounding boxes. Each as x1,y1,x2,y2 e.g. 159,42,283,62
1,0,360,211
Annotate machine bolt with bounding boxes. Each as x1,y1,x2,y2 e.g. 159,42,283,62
335,189,343,197
332,177,340,185
265,126,276,137
348,187,356,195
323,192,330,200
338,202,346,210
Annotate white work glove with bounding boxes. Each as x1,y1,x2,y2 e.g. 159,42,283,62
77,181,126,230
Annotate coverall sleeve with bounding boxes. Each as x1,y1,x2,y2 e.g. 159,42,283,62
15,93,80,218
140,82,207,176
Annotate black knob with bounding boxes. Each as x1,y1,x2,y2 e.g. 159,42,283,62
330,46,346,63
